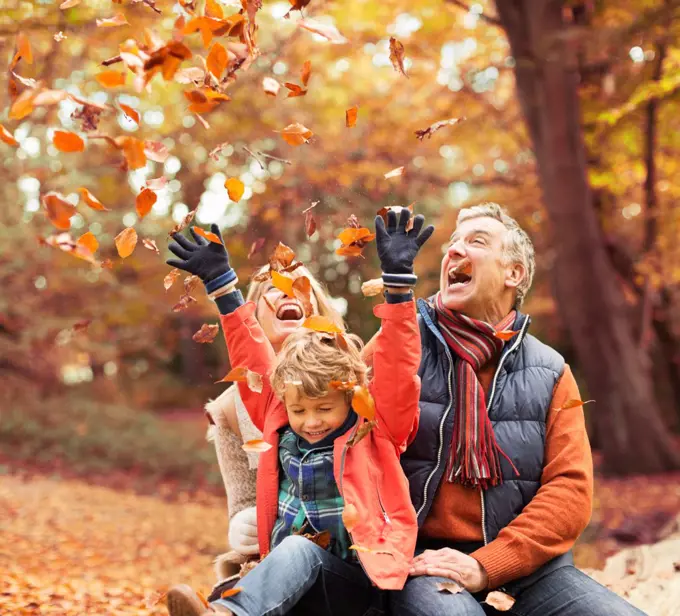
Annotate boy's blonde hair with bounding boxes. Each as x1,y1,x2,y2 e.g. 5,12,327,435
247,264,345,332
271,330,367,401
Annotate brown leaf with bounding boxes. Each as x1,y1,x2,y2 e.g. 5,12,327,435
292,276,314,316
304,210,317,237
348,419,376,446
192,323,219,343
115,227,138,259
278,122,313,146
248,238,265,259
96,70,126,88
221,587,243,599
172,294,197,312
206,42,228,79
346,105,358,128
300,60,312,86
352,386,376,421
297,18,348,44
192,225,223,245
53,130,85,153
262,77,280,96
42,192,76,230
554,399,595,412
303,315,342,334
436,581,463,594
168,210,196,236
118,102,140,124
1,124,19,147
384,165,405,179
184,274,200,294
71,319,92,333
164,268,181,291
269,242,296,270
225,177,245,202
242,439,272,453
389,37,408,78
484,591,516,611
142,238,160,254
306,530,332,549
78,187,109,211
96,13,129,27
136,188,157,219
415,117,464,141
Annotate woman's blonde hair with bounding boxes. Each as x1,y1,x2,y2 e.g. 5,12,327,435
270,330,367,401
246,264,345,332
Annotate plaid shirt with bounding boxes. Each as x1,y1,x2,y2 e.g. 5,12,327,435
270,412,357,561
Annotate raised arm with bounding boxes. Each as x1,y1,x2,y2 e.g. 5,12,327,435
370,209,434,447
167,223,276,432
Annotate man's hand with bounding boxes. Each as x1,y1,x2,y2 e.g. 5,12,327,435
228,506,259,556
409,548,489,593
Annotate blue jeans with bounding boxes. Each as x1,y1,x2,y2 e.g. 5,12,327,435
214,535,381,616
388,565,647,616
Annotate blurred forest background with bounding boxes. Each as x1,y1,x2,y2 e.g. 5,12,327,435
1,1,680,613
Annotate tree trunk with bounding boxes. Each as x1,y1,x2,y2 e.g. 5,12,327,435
494,0,680,474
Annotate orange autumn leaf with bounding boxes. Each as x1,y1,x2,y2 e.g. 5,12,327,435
225,177,245,202
76,231,99,255
205,0,224,18
278,122,313,146
342,503,359,532
135,188,157,219
144,140,170,163
96,13,129,28
115,227,138,259
0,124,19,147
118,136,147,170
15,32,33,65
206,42,228,79
53,130,85,153
415,117,464,141
95,70,126,88
484,591,516,611
284,83,307,98
292,276,314,316
346,106,358,128
188,101,220,114
495,330,518,341
192,225,223,245
331,379,358,392
300,60,312,86
242,439,272,454
336,245,365,258
78,187,109,211
164,268,181,291
303,315,342,334
216,366,264,393
554,398,595,412
9,90,36,120
221,587,244,599
269,242,296,270
337,227,375,246
119,102,140,124
352,385,376,421
271,270,295,298
192,323,219,343
42,192,76,230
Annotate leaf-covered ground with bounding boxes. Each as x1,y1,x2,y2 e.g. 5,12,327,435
1,471,678,615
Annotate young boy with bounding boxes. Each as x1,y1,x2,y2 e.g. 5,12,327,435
165,209,434,616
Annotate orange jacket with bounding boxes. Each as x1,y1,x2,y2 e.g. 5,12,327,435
220,300,421,590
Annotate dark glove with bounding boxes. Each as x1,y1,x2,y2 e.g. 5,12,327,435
375,208,434,287
166,223,236,294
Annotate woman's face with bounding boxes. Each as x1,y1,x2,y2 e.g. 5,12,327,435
255,279,320,350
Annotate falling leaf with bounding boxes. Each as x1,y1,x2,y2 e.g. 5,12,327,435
14,32,33,65
136,188,157,219
242,439,272,453
303,315,342,334
117,136,147,170
292,276,314,316
352,386,376,421
330,380,357,391
53,130,85,153
192,225,223,245
119,102,140,124
0,125,19,147
96,70,126,88
484,591,516,611
220,587,243,599
9,90,36,120
336,245,365,258
554,399,595,412
59,0,80,8
115,227,138,259
248,238,265,259
337,227,375,246
297,18,348,44
361,278,384,297
286,0,311,16
304,210,317,237
172,294,198,312
184,275,200,294
389,37,408,78
142,238,160,254
205,0,224,18
225,177,245,202
284,82,307,98
96,13,129,28
348,419,376,446
349,544,393,556
415,117,464,141
100,258,113,269
494,330,518,341
42,192,76,230
192,324,219,343
206,42,228,79
271,271,295,298
54,31,67,42
269,242,296,270
164,268,181,291
78,187,109,211
300,60,312,86
262,77,280,96
146,176,168,191
384,165,405,179
71,319,92,333
436,581,463,594
278,122,313,146
346,106,358,128
168,210,196,236
76,231,99,256
144,140,170,163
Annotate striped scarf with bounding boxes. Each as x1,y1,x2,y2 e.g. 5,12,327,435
434,293,518,488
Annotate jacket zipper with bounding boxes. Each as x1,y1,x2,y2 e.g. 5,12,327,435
479,316,530,546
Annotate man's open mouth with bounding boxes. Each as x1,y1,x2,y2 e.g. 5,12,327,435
448,267,472,287
276,302,304,321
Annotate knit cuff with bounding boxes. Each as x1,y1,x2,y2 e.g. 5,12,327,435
382,272,417,287
205,269,238,294
471,539,526,590
385,290,414,304
215,290,245,315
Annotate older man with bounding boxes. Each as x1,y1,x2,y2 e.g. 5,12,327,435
389,203,643,615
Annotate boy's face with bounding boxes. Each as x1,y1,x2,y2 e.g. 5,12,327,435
284,387,351,443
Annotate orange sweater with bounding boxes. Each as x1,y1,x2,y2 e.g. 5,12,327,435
420,362,593,589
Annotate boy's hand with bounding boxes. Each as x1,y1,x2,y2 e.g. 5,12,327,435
375,208,434,287
167,223,236,293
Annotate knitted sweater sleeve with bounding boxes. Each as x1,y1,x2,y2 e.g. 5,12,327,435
471,364,594,588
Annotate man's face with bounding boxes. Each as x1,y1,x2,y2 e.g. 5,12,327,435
284,387,351,444
439,216,519,323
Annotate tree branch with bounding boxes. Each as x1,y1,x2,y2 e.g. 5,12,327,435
445,0,502,26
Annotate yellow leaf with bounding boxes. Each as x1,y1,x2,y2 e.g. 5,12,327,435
96,70,126,88
225,177,245,202
352,386,376,421
206,42,228,79
302,315,342,334
135,188,157,219
15,32,33,65
278,122,313,146
76,231,99,255
271,270,295,298
115,227,138,259
342,503,359,532
78,187,109,211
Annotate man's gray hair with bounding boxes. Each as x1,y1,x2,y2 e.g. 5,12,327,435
456,202,535,307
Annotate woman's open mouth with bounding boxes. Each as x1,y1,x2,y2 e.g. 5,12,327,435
276,302,304,321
